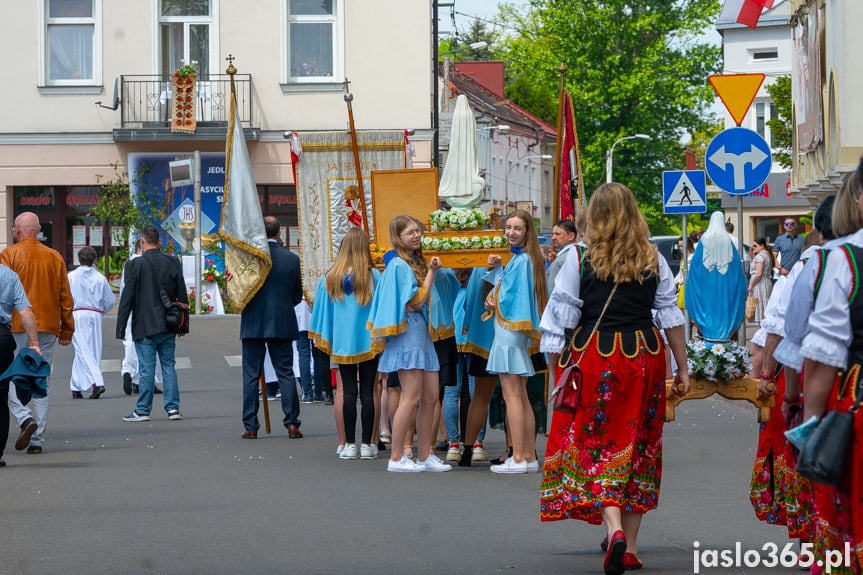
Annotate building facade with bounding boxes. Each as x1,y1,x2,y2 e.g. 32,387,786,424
789,0,863,198
717,0,811,245
0,0,433,268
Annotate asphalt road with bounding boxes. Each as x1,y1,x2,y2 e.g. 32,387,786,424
2,315,803,575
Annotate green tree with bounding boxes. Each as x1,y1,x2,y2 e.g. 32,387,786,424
89,162,173,276
500,0,723,233
766,75,792,170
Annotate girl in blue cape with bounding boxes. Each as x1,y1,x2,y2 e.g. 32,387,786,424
309,228,382,461
366,215,450,473
483,209,548,474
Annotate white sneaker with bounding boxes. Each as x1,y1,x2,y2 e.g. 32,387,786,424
122,411,150,422
339,443,358,459
371,444,379,458
446,442,463,461
360,443,375,460
418,453,452,472
490,457,528,474
167,409,183,421
336,444,345,456
526,460,540,473
387,455,423,472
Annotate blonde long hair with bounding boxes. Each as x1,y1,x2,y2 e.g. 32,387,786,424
585,182,657,283
831,171,863,238
325,228,375,306
389,214,428,285
507,209,548,313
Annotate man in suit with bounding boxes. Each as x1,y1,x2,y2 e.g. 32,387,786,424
116,225,189,423
240,216,304,439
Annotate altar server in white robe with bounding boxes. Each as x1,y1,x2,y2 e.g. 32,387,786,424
69,246,115,399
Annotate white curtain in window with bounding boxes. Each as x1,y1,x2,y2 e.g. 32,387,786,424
48,25,93,80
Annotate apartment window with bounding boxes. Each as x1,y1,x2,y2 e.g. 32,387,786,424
39,0,102,87
284,0,344,84
750,48,778,62
755,101,777,147
160,0,213,78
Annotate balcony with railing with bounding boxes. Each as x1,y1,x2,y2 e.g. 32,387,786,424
113,74,259,142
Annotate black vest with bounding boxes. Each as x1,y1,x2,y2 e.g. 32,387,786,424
566,257,661,358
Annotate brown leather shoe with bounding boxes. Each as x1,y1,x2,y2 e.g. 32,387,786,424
287,425,303,439
15,419,38,451
241,430,257,439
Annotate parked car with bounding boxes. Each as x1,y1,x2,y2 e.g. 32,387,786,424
649,235,681,277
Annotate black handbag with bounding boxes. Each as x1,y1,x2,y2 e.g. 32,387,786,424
795,408,854,486
795,367,859,486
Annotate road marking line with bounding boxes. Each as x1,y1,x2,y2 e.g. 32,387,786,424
225,355,242,367
100,357,192,372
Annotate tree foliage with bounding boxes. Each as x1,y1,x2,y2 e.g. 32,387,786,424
89,162,173,274
766,75,792,170
499,0,723,234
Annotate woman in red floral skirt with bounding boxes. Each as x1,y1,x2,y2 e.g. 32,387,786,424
539,183,690,575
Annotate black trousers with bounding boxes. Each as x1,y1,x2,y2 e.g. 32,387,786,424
0,325,16,458
313,345,332,399
338,357,379,444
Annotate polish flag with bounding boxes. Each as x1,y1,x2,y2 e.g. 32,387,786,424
719,0,774,29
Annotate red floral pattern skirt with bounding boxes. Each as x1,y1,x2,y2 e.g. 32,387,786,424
810,387,863,575
749,370,814,539
540,334,666,524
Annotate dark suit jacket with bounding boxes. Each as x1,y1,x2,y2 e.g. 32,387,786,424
240,240,303,340
116,249,189,341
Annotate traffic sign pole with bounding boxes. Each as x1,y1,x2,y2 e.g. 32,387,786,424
682,213,691,343
738,195,745,345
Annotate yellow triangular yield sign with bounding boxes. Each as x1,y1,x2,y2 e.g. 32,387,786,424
708,74,765,126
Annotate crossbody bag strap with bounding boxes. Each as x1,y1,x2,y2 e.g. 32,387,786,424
572,283,618,368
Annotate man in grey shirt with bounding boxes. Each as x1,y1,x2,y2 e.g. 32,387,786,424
546,219,578,293
773,217,805,276
0,264,41,467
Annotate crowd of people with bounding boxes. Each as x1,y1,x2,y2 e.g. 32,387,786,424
3,164,863,574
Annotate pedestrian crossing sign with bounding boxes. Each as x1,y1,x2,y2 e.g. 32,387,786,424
662,170,707,214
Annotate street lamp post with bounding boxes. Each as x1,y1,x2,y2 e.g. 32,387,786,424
605,134,651,183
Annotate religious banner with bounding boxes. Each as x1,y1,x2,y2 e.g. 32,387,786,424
171,73,198,134
794,7,823,154
295,130,405,302
556,91,584,220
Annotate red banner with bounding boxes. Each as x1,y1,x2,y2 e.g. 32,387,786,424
558,92,583,220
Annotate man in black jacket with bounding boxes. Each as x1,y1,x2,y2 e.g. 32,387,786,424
116,225,189,423
239,217,304,439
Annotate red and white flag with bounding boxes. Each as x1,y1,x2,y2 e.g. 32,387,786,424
719,0,774,29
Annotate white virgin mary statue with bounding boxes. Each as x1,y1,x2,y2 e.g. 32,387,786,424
438,95,485,208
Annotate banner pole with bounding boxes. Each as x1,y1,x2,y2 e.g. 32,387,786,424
344,78,370,237
552,63,567,224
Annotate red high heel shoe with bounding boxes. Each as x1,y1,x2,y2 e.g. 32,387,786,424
604,530,627,575
623,553,643,570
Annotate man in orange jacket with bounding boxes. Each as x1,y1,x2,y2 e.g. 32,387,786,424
1,212,74,454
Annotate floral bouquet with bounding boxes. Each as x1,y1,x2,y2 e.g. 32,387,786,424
173,59,198,78
423,234,506,251
429,207,491,231
202,259,225,289
370,243,387,266
687,340,752,382
187,288,214,315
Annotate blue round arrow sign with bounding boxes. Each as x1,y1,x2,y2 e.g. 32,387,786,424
705,127,772,195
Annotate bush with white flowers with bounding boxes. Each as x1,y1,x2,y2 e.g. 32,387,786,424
686,340,752,382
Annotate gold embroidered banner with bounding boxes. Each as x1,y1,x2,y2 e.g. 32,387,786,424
294,130,405,303
171,74,197,134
